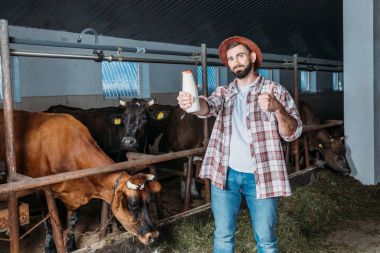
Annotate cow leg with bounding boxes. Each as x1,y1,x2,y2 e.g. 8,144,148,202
44,219,57,253
181,161,200,200
66,210,78,251
181,177,200,199
37,193,56,253
190,178,200,198
180,161,188,201
44,188,65,253
99,200,110,239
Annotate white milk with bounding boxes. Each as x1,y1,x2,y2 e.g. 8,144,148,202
182,70,200,113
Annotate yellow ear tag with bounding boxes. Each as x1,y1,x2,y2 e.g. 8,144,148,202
157,112,164,120
318,143,323,149
114,118,122,125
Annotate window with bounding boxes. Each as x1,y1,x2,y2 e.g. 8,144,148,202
197,66,218,95
258,69,280,83
300,71,317,92
0,57,21,102
102,61,150,98
333,72,343,91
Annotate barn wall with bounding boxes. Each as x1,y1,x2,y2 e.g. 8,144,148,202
375,0,380,183
344,0,378,184
228,69,342,121
6,26,213,110
5,26,342,122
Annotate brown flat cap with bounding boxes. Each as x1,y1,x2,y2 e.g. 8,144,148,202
218,36,263,69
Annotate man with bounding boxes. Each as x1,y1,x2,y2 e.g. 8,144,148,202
178,36,302,253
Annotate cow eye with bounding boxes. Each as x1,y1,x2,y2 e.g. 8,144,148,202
127,199,141,212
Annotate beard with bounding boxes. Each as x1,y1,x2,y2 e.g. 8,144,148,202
232,61,253,79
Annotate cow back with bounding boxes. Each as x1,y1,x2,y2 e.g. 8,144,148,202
46,105,126,161
158,106,215,152
0,110,114,178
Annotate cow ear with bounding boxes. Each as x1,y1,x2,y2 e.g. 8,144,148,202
112,189,124,211
119,97,127,107
147,181,161,193
109,114,123,126
150,110,170,121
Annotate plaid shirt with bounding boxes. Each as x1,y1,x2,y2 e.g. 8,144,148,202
199,76,302,199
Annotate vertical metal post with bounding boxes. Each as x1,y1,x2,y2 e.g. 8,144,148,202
149,165,164,219
44,187,65,253
183,156,194,211
303,135,310,168
8,192,19,253
203,178,211,203
201,44,211,203
201,44,209,146
0,19,17,181
293,54,301,172
99,200,109,240
285,142,290,167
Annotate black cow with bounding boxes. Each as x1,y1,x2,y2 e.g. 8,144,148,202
46,98,171,161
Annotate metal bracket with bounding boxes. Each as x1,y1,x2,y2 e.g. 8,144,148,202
117,46,123,62
136,47,146,54
93,50,104,62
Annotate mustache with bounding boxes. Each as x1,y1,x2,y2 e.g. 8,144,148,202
233,65,245,71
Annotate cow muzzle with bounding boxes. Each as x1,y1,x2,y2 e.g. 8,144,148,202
137,230,159,245
122,136,137,148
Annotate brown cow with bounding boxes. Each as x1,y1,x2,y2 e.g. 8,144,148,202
0,110,161,252
300,101,350,175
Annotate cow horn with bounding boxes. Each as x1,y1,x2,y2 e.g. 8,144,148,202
119,97,127,107
147,99,155,107
145,174,155,181
126,180,140,190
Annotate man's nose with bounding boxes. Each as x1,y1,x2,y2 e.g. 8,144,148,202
234,61,243,69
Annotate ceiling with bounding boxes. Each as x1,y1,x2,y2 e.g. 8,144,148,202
0,0,343,60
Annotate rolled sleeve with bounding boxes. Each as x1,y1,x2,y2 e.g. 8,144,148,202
281,116,302,141
197,88,224,119
278,87,303,142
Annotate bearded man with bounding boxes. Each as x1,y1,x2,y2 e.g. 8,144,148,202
178,36,302,253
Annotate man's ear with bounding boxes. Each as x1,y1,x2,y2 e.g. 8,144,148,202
250,52,257,64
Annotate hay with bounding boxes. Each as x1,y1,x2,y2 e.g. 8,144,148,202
156,170,380,252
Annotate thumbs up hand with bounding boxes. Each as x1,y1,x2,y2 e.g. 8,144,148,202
258,83,280,112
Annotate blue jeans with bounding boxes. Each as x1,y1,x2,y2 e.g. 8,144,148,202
211,168,278,253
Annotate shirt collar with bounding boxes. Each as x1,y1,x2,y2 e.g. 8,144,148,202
227,75,265,94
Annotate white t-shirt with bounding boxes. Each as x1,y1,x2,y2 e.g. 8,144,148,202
228,82,258,173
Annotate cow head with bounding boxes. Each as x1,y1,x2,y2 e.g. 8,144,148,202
117,98,171,153
313,135,351,175
118,98,155,152
111,173,161,245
